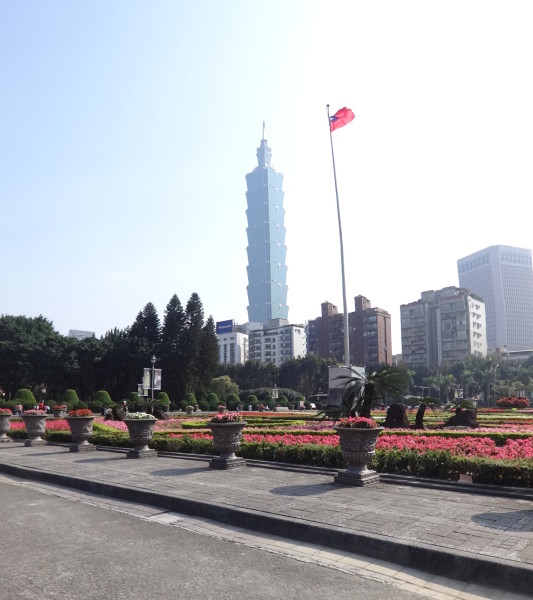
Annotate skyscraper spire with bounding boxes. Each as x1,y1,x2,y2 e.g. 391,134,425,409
256,125,271,167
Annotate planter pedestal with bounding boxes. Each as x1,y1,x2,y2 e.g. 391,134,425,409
67,416,96,452
124,419,157,459
208,422,246,470
333,426,383,486
0,414,12,442
22,414,48,447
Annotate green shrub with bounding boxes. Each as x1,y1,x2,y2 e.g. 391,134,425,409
13,388,37,408
277,395,289,407
226,393,240,410
94,390,113,406
206,393,219,411
155,392,170,405
184,392,197,406
60,389,80,408
198,399,210,411
246,395,259,408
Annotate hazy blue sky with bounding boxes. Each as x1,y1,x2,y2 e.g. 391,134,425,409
2,1,533,355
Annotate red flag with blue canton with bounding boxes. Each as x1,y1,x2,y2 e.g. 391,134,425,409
329,107,355,132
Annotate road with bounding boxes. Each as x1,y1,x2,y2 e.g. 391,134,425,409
0,475,448,600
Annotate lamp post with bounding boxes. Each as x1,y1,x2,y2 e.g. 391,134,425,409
492,363,500,407
151,355,156,402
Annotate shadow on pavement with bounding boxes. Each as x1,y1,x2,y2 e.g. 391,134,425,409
270,483,334,496
472,509,533,531
74,456,126,463
149,466,209,477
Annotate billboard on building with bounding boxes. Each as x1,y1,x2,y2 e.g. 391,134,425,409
326,366,365,407
216,320,234,334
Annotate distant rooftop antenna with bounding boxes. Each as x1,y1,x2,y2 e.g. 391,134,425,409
262,120,266,140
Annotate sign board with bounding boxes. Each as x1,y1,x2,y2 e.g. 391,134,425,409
216,320,234,334
142,369,151,390
326,366,365,407
153,369,162,390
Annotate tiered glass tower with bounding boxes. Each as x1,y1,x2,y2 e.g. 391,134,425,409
245,128,289,325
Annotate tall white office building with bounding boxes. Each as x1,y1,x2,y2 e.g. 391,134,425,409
457,245,533,352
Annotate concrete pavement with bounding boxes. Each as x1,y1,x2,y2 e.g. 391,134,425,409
1,442,532,596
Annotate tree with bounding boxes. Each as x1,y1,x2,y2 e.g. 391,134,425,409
197,316,219,397
209,375,239,404
337,365,409,419
160,294,186,405
219,360,278,390
278,356,333,400
99,328,148,400
181,293,204,396
130,303,161,349
0,315,63,400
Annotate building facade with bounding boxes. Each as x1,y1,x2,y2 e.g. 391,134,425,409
307,296,392,366
457,245,533,352
400,287,487,368
68,330,95,340
247,319,306,366
245,131,289,325
216,320,249,365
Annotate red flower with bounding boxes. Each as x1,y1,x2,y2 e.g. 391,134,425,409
68,409,94,417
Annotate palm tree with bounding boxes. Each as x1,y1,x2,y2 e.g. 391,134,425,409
336,365,409,419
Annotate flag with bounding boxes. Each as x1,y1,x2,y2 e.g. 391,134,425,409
329,107,355,132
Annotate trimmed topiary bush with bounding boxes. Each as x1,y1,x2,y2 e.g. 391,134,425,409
184,392,197,406
198,399,210,411
247,395,259,408
155,392,170,405
60,389,80,408
277,394,289,407
94,390,113,406
206,393,219,411
226,393,240,410
13,388,37,409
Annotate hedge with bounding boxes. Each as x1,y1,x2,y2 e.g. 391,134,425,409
8,426,533,488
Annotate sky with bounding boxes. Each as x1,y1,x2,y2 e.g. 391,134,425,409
1,1,533,356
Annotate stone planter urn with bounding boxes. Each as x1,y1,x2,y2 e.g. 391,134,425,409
52,406,68,419
207,421,246,469
333,426,383,486
21,413,48,446
124,418,157,458
67,416,96,452
0,412,12,442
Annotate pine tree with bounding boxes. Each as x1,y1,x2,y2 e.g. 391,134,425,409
160,294,186,405
181,293,204,397
141,302,161,349
197,315,220,397
129,303,161,350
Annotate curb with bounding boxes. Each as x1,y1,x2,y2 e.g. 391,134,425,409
0,460,532,595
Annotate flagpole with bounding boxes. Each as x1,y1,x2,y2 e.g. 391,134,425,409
327,104,350,367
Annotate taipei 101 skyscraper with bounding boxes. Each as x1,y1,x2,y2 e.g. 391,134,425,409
245,125,289,325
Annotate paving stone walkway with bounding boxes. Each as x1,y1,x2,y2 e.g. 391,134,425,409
1,442,532,595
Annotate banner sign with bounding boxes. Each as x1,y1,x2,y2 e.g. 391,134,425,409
153,369,162,390
143,368,151,390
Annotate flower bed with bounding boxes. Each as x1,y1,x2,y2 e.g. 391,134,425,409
11,410,533,487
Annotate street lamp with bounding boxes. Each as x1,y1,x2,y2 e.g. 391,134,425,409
492,364,500,406
151,355,156,402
